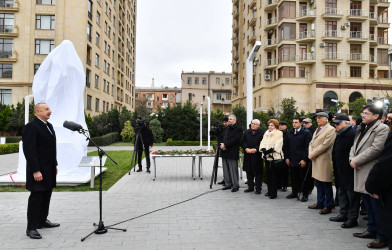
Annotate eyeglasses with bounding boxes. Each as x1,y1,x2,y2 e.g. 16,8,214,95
361,112,372,116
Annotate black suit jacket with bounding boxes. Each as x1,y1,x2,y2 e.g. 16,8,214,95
334,126,356,190
242,128,264,172
22,117,57,192
284,128,312,166
136,127,154,150
218,123,243,160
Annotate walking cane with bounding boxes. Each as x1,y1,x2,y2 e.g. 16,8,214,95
209,147,220,189
297,161,312,201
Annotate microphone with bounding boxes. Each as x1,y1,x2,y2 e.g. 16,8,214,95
63,120,84,132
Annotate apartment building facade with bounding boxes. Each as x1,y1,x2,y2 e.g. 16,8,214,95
181,71,233,113
232,0,391,112
135,86,181,113
0,0,137,116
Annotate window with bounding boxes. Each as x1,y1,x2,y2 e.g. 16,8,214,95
349,92,362,103
323,91,338,110
170,94,174,99
106,63,110,74
378,70,389,79
278,1,296,20
103,79,106,92
350,66,361,77
35,40,54,54
216,93,222,100
88,0,92,20
36,0,56,4
103,101,106,112
0,39,13,58
325,43,337,59
378,49,388,65
350,44,362,60
87,95,92,110
157,96,159,101
95,75,99,88
163,94,168,99
325,21,337,37
187,77,191,84
95,54,99,67
104,41,107,53
195,77,199,84
299,67,305,78
107,81,110,92
86,69,91,87
202,77,206,84
34,64,40,74
188,93,192,101
104,21,107,33
278,23,296,41
278,44,296,62
325,65,337,77
35,15,55,30
87,22,92,42
0,89,11,105
226,93,231,100
225,78,230,84
96,12,100,25
95,32,100,46
278,66,295,78
325,0,337,10
95,98,100,111
0,14,14,32
216,78,220,84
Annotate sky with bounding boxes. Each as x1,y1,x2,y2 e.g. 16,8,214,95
135,0,233,88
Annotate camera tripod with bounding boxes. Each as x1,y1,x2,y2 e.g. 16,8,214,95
209,147,220,189
128,128,146,174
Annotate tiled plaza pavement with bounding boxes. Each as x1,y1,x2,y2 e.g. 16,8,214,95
0,148,372,249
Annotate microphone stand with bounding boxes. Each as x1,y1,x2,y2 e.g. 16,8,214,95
75,128,127,242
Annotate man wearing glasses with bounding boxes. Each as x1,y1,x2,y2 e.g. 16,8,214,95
350,104,389,248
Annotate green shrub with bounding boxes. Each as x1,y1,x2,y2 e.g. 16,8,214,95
0,143,19,155
149,119,163,143
120,121,135,142
88,132,120,146
5,136,22,143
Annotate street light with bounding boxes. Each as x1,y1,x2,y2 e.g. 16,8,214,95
246,41,261,126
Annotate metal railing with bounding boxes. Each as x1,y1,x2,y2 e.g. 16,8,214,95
266,17,277,26
369,12,377,19
378,16,389,23
278,54,296,63
265,0,277,6
349,9,365,16
349,53,367,61
298,31,315,39
378,37,388,44
323,7,342,15
266,38,276,46
324,30,342,37
265,58,277,66
0,51,12,58
0,25,14,33
298,53,315,61
369,34,377,41
369,55,377,63
350,31,367,39
323,52,342,60
298,9,315,17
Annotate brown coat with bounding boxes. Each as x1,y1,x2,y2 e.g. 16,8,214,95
309,122,336,182
349,120,389,194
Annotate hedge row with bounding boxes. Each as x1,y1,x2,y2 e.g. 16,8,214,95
88,132,120,146
166,139,218,147
0,143,19,155
5,136,22,143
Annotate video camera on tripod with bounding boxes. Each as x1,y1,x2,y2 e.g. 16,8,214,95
134,117,146,133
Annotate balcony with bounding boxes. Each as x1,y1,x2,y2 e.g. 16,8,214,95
369,55,378,66
378,16,390,28
0,25,18,37
347,31,368,43
264,17,277,30
88,11,92,20
0,50,17,62
264,38,277,50
278,54,296,64
347,53,368,64
264,58,277,69
322,30,343,41
233,21,239,32
378,0,390,7
86,57,91,66
264,0,277,11
369,12,378,25
249,0,256,9
322,52,343,63
233,50,239,60
347,9,368,21
296,53,316,64
297,9,316,21
322,8,343,20
0,0,19,12
233,36,239,46
233,7,239,18
296,31,316,43
233,64,239,73
378,37,389,45
233,79,238,87
369,34,378,45
249,11,256,27
248,31,256,45
162,97,168,101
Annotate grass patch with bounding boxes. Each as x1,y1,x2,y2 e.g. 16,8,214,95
108,141,166,146
0,150,142,192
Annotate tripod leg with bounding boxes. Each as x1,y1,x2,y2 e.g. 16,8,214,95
106,226,127,232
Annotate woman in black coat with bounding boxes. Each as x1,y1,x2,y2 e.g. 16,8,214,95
365,129,392,249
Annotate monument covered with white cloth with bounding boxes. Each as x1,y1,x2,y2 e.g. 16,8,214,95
1,40,102,185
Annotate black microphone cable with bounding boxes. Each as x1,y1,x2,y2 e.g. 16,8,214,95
106,187,223,228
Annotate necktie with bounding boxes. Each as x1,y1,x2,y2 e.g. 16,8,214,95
294,130,297,135
46,124,53,135
316,127,322,134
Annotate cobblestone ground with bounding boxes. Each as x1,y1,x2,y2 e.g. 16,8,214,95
0,148,371,249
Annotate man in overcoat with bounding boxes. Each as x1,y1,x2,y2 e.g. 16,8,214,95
350,104,389,248
219,115,243,192
242,119,264,194
308,112,336,215
285,117,312,202
22,103,59,239
136,120,154,173
329,114,360,228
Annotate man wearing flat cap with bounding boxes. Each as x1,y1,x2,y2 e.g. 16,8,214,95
329,114,360,228
303,118,315,135
308,112,336,215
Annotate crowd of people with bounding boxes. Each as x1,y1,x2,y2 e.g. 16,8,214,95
218,104,392,249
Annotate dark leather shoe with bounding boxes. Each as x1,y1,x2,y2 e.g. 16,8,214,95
265,192,270,196
367,239,388,249
222,186,232,190
255,190,261,195
353,231,377,239
146,168,151,173
38,220,60,229
301,195,308,202
269,195,277,199
26,229,42,239
231,188,239,192
341,220,358,228
281,187,287,192
286,193,298,199
329,215,348,222
319,207,331,214
218,180,225,185
136,168,142,172
244,188,254,193
363,216,369,220
308,203,323,209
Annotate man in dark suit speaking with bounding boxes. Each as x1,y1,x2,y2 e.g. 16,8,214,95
22,103,60,239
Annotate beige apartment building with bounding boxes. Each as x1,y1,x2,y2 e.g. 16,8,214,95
181,71,233,113
232,0,391,113
135,86,181,112
0,0,136,116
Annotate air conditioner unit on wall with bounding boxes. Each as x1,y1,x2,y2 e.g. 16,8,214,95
320,42,326,48
341,25,347,30
265,69,271,74
265,74,271,81
310,0,314,5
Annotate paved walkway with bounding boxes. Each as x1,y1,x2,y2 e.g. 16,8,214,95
0,148,372,249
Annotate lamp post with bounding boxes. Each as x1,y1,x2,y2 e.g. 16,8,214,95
200,102,203,148
207,97,211,150
246,41,261,126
